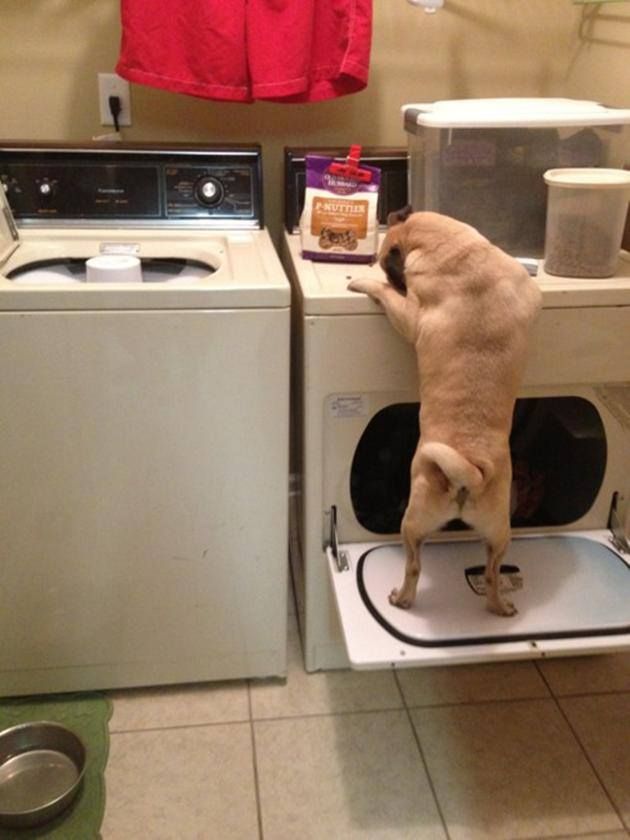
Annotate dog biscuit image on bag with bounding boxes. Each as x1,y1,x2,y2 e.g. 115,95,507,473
319,227,359,250
300,147,381,263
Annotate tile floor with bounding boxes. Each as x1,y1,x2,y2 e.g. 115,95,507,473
102,581,630,840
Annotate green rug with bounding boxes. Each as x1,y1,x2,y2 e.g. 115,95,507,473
0,693,111,840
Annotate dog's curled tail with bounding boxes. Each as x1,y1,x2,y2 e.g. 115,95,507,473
420,442,486,491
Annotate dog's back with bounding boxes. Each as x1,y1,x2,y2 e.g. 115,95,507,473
382,212,542,474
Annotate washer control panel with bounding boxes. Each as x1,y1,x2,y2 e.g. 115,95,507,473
0,144,263,227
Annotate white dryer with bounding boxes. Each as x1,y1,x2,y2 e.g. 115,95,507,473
0,143,290,696
282,148,630,673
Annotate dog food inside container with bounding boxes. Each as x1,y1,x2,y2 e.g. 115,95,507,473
403,98,630,259
543,167,630,278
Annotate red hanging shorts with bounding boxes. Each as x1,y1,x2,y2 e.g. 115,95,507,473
116,0,373,103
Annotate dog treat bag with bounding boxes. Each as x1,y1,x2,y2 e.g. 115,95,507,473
300,146,381,263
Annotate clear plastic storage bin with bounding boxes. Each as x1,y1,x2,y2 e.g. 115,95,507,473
403,98,630,259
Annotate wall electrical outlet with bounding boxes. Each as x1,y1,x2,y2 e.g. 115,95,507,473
98,73,132,127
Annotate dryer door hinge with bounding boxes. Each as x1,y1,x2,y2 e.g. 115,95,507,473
609,493,629,554
325,506,349,572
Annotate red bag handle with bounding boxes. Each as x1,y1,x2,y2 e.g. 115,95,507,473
327,145,372,183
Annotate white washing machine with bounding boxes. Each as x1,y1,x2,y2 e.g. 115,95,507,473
282,149,630,673
0,143,290,697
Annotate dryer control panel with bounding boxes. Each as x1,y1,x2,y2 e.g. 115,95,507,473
0,144,263,228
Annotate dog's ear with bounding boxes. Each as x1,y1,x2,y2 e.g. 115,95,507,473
386,205,413,228
382,245,406,293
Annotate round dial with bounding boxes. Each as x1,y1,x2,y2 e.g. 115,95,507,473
194,176,224,207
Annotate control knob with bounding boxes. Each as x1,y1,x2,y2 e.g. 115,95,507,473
38,181,53,197
194,175,224,207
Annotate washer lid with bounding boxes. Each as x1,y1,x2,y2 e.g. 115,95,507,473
327,532,630,668
0,187,19,265
0,229,291,310
7,256,214,285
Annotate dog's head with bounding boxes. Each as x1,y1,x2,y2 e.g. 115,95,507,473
378,205,413,293
379,209,482,292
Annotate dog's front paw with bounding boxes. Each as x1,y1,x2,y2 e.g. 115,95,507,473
389,588,414,609
347,278,383,298
347,277,369,294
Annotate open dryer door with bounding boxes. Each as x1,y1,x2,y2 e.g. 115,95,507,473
324,394,630,668
326,513,630,669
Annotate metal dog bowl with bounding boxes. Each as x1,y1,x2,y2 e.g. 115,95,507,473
0,721,86,829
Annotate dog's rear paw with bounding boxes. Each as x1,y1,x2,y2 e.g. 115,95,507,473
389,588,413,609
487,599,518,617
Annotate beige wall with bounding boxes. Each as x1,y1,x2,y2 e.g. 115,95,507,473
3,1,628,241
565,2,630,106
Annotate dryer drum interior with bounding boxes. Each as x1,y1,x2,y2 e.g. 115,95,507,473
327,395,630,668
350,396,607,534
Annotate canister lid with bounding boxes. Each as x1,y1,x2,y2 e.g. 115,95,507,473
403,98,630,129
544,168,630,189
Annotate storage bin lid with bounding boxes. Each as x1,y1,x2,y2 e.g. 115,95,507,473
403,98,630,130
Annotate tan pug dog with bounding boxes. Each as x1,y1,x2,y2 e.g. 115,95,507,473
348,208,542,616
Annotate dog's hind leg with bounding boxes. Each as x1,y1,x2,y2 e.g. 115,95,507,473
482,526,517,616
467,461,517,617
389,516,423,609
389,479,445,610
